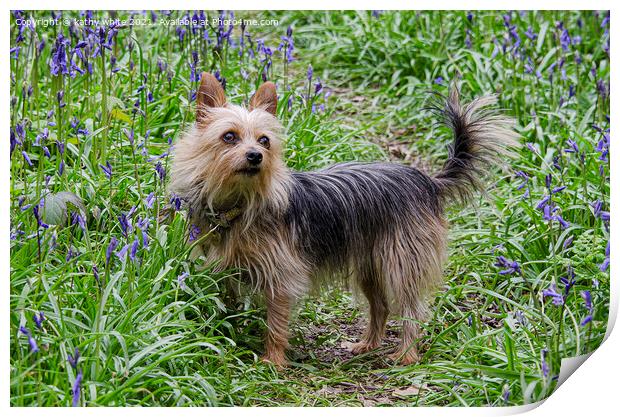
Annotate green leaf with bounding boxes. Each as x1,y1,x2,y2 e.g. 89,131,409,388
42,191,86,225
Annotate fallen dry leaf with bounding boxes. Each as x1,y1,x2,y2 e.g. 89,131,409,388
393,385,422,397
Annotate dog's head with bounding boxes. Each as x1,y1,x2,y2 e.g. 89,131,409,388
169,72,288,214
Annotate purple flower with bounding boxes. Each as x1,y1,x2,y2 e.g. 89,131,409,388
22,151,33,167
49,33,71,76
307,64,313,81
600,241,610,272
115,243,129,260
555,214,569,229
100,161,112,179
189,224,201,242
33,203,49,229
314,79,323,95
502,386,510,403
155,161,166,181
136,217,150,248
123,128,135,146
560,29,571,51
106,237,118,266
145,192,155,209
525,27,537,40
33,311,45,329
559,267,575,295
19,326,39,353
178,272,189,290
118,213,132,237
93,264,100,284
72,370,82,407
580,290,594,326
564,139,579,154
72,212,87,233
68,347,80,369
434,76,444,85
541,349,550,377
129,239,139,261
535,195,550,210
170,194,182,211
494,256,521,275
542,284,564,306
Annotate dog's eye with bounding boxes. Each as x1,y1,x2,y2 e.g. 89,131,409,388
222,131,238,144
258,136,270,149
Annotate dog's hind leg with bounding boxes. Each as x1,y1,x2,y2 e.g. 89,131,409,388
350,260,389,355
385,221,447,365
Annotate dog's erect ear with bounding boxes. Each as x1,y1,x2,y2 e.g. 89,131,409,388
249,82,277,116
196,72,226,121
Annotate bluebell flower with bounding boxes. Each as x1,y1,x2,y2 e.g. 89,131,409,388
155,161,166,181
33,312,45,329
115,243,130,260
145,192,155,209
600,241,610,272
542,284,564,306
535,195,550,210
189,224,201,242
564,139,579,154
177,272,189,290
136,216,150,248
494,256,521,275
541,349,549,377
170,194,182,211
118,213,132,237
502,385,510,403
19,326,39,353
68,347,80,369
22,151,33,167
33,203,49,229
123,128,135,146
314,79,323,95
560,29,571,51
580,290,593,326
72,370,82,407
93,264,100,284
106,237,118,266
559,267,575,295
100,161,112,179
525,27,537,40
129,239,139,261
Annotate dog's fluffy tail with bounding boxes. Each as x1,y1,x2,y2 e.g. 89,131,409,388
432,87,519,204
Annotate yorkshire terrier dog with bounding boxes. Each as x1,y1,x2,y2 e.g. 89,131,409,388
169,72,517,367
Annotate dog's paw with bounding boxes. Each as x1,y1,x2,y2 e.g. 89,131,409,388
260,353,288,369
345,340,380,355
388,348,420,366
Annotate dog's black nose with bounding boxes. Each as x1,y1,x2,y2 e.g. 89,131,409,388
246,150,263,166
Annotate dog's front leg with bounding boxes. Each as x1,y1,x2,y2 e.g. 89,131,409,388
261,287,291,368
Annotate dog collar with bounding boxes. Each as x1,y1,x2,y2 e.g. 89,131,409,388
211,206,242,228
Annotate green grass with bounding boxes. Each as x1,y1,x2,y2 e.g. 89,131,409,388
10,10,609,406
